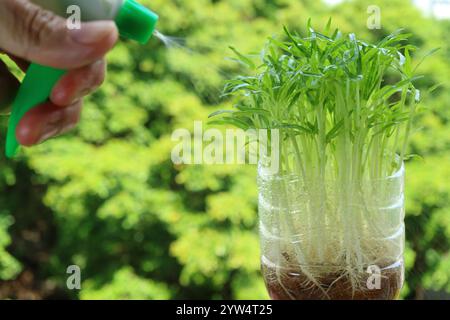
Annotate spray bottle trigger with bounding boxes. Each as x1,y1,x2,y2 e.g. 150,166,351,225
5,64,66,158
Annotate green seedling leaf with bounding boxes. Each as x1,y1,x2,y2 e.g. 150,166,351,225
326,119,344,143
413,47,441,73
229,46,256,69
208,110,235,118
208,117,250,130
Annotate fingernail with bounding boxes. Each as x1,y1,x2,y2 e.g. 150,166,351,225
72,88,92,103
37,124,60,144
70,21,116,45
37,112,64,144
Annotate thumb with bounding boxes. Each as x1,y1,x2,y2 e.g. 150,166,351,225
0,0,118,69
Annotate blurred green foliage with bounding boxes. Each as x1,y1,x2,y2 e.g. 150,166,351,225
0,0,449,299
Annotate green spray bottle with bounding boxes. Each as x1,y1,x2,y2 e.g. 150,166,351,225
5,0,158,158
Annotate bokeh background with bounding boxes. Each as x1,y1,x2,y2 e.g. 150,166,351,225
0,0,449,299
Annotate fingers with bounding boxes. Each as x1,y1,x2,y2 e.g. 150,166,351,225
11,56,98,145
51,59,106,106
0,0,118,69
16,100,82,146
0,59,20,113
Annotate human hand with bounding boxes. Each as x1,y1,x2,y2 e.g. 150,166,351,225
0,0,118,146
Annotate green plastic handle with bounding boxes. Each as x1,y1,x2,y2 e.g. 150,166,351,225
6,64,66,158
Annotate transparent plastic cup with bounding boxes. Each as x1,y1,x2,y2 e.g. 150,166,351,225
257,162,405,300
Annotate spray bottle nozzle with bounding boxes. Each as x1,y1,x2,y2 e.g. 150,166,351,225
115,0,159,44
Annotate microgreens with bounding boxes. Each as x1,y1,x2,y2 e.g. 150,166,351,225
211,21,424,181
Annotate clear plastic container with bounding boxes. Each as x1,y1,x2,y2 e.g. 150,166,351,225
258,161,405,300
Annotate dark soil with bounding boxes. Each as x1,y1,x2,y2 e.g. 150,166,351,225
262,260,403,300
